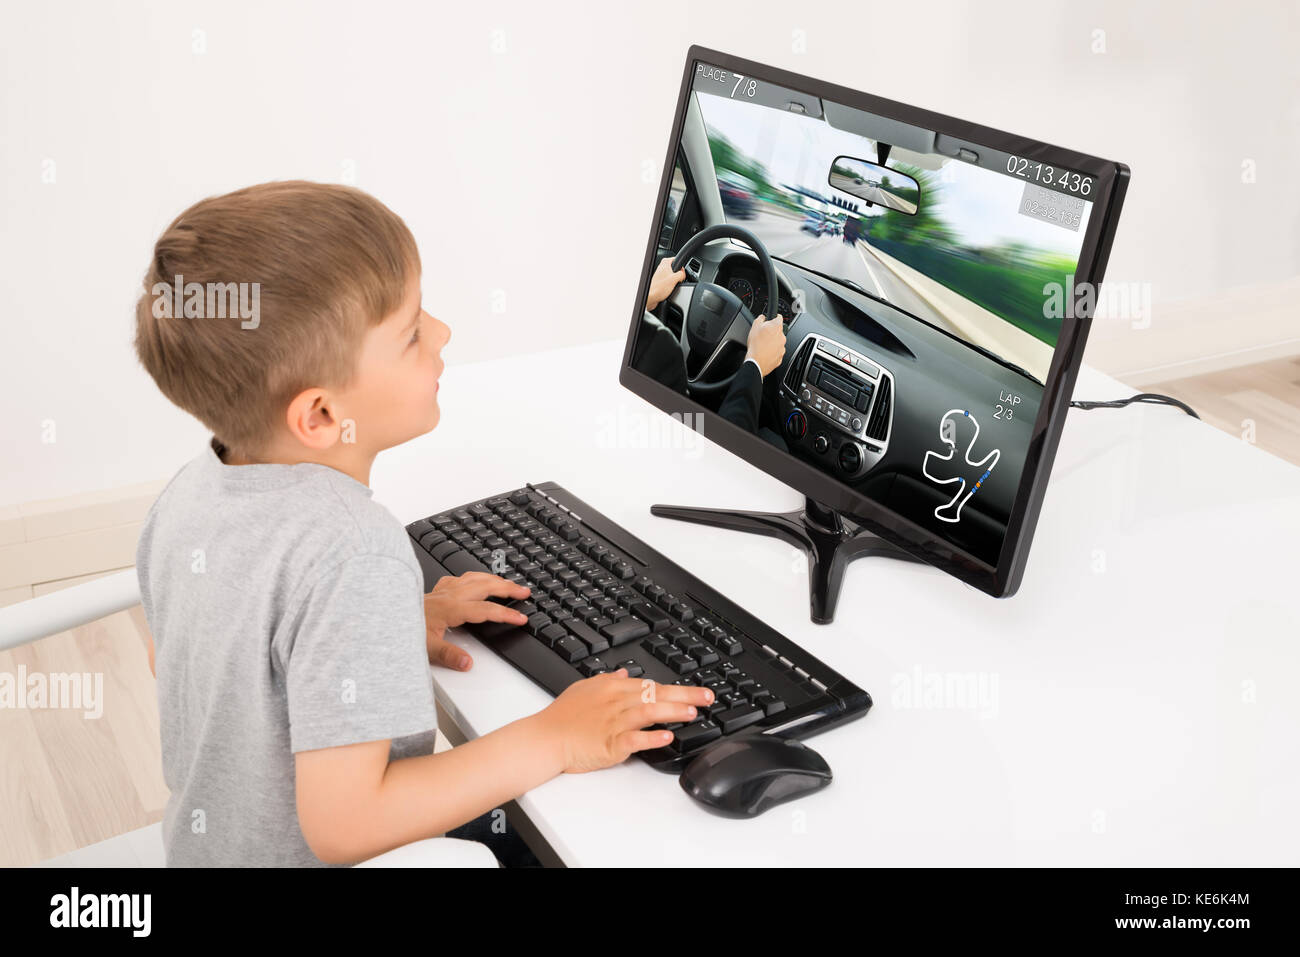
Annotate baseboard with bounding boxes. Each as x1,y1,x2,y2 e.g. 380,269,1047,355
1121,337,1300,387
1084,275,1300,386
0,481,165,600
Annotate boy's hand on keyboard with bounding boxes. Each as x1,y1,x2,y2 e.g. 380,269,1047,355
424,573,532,670
538,671,715,773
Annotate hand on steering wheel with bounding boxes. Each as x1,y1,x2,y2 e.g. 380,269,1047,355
668,224,782,395
745,313,787,377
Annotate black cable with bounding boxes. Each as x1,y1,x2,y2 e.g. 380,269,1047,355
1069,392,1200,419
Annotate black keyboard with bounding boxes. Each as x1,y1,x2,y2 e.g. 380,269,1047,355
406,482,872,772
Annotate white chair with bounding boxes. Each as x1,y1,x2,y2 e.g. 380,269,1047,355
1,571,498,868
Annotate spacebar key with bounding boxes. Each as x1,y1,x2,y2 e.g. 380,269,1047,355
441,549,488,577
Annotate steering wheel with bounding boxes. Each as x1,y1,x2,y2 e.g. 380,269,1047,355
669,224,779,395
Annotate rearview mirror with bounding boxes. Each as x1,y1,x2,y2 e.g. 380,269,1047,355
829,156,920,215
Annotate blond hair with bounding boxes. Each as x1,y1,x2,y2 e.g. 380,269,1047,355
134,180,419,457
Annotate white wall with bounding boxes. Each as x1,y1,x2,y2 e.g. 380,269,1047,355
3,0,1297,505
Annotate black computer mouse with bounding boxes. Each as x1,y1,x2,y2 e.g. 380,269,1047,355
679,735,832,817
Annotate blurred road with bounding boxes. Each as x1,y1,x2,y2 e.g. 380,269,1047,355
732,204,958,337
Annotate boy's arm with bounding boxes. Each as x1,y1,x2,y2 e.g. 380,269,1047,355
295,713,562,865
295,670,712,865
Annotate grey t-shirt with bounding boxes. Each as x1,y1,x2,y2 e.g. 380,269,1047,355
136,438,438,867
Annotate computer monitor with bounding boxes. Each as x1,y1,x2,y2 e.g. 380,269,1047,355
620,45,1130,619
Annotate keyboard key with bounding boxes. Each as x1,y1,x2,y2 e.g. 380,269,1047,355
669,654,698,675
431,540,460,562
629,602,672,633
694,645,720,667
716,704,765,733
577,657,608,677
538,624,568,648
653,643,679,664
670,719,722,753
599,617,650,645
418,529,447,551
554,636,588,663
564,619,609,656
442,550,489,577
612,561,635,580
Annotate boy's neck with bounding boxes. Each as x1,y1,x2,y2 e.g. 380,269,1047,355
218,439,375,487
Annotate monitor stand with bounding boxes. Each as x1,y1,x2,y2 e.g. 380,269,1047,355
650,496,924,625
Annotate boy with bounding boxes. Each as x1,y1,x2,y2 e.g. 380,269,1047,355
133,180,713,866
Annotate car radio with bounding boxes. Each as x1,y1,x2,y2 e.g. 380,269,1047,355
777,333,895,479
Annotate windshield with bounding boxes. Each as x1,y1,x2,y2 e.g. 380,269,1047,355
694,89,1093,384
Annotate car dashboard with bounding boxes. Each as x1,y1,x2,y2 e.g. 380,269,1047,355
653,240,1042,565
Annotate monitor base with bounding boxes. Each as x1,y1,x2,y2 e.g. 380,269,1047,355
649,497,924,624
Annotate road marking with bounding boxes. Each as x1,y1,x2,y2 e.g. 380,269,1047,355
784,238,818,258
854,243,886,299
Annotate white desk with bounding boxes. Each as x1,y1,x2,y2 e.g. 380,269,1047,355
373,338,1300,866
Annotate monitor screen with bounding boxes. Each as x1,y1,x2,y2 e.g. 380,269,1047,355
624,49,1126,594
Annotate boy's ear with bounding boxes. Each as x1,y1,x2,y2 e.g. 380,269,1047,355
285,388,340,450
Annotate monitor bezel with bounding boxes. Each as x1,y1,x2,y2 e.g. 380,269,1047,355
618,44,1130,598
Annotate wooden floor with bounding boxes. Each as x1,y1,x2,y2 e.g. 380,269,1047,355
2,354,1297,866
1145,355,1300,466
0,606,166,867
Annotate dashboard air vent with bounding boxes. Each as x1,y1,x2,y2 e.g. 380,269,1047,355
865,375,891,441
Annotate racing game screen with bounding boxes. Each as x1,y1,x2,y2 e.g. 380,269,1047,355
631,61,1097,567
